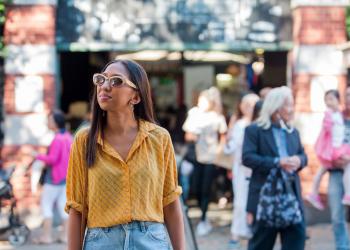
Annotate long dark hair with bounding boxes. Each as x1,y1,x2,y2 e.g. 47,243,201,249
86,59,155,167
50,109,66,130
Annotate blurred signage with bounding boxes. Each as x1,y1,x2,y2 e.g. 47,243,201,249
56,0,292,51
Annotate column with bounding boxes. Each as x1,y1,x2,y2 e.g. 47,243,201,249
3,0,57,210
292,0,349,193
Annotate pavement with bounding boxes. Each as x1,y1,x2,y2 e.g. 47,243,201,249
0,202,347,250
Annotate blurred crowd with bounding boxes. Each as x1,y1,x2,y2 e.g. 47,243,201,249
24,84,350,250
177,85,350,250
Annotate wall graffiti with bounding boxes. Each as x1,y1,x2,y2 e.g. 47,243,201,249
56,0,292,50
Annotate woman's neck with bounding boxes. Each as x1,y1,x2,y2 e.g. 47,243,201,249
105,111,138,135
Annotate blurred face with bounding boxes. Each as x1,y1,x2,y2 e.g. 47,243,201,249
198,95,211,111
278,97,294,123
325,93,339,111
240,96,259,119
96,62,139,112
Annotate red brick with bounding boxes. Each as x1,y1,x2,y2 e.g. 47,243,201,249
293,74,312,112
293,7,346,45
4,5,56,45
292,74,347,112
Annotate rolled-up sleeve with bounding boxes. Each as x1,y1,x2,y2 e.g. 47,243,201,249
64,130,87,214
162,133,182,207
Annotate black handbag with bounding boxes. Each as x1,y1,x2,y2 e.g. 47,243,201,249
256,167,303,228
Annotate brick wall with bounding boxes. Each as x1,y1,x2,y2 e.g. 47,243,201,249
292,2,348,195
293,7,346,44
3,2,57,210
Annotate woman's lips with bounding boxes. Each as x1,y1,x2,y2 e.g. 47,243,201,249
99,94,111,101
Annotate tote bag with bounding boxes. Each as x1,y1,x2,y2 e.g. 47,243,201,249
256,168,302,228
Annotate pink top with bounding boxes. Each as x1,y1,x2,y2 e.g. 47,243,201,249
36,131,73,184
314,110,345,168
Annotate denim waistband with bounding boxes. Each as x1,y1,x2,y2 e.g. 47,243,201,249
90,221,162,233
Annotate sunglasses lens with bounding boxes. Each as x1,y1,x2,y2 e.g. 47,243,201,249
110,77,123,87
93,74,105,86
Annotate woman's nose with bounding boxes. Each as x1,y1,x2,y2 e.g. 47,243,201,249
100,80,111,90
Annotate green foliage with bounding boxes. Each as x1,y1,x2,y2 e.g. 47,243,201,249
347,6,350,40
0,0,5,58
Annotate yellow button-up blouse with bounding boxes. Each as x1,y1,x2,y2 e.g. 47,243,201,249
65,120,182,228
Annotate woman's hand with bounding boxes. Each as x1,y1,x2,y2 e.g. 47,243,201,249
279,156,300,173
288,156,301,170
279,158,295,173
247,212,254,226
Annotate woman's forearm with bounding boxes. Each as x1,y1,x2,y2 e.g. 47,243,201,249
67,208,83,250
164,198,185,250
184,132,197,142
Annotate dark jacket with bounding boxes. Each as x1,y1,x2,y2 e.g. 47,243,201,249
242,123,308,216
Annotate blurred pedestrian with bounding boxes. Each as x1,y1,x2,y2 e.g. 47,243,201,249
65,59,185,250
182,88,227,236
224,93,259,249
328,86,350,250
33,110,73,244
242,86,308,250
307,90,350,210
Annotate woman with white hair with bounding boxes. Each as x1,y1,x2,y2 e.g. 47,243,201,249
242,86,308,250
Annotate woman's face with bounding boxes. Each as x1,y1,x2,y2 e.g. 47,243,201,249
277,97,294,123
325,93,340,111
198,95,211,111
240,97,258,119
97,62,139,112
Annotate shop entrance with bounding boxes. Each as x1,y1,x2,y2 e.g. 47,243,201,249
59,52,109,131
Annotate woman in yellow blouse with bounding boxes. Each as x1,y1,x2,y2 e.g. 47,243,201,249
65,59,185,250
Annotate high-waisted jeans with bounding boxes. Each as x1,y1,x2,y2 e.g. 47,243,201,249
84,221,171,250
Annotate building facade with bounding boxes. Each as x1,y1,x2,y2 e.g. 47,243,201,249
2,0,350,208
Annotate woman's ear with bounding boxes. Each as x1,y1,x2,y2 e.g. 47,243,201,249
130,92,141,105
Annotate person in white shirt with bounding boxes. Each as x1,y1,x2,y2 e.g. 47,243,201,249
182,88,227,236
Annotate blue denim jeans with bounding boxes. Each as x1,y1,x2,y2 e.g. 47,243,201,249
328,171,350,250
84,221,171,250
